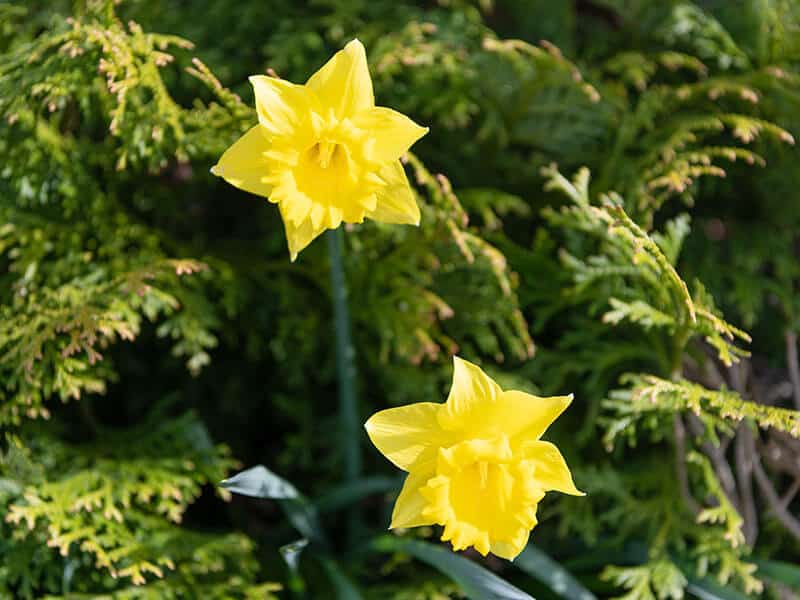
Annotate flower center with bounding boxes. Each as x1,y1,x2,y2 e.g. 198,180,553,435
419,436,544,556
266,117,385,222
449,459,514,522
306,140,344,169
292,138,358,207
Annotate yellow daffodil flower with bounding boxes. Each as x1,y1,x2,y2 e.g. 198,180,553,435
365,356,584,560
211,39,429,260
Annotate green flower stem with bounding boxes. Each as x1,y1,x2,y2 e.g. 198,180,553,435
326,227,362,543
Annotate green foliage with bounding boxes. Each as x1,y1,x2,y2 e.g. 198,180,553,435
2,0,800,598
0,413,270,597
602,559,687,600
604,375,800,449
0,260,213,428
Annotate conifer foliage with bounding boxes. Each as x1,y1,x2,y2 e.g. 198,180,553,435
1,0,799,598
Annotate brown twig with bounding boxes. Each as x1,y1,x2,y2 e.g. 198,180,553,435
779,478,800,510
687,359,741,511
674,414,701,515
735,427,759,545
785,330,800,411
730,362,758,544
686,414,738,502
752,452,800,541
690,351,800,544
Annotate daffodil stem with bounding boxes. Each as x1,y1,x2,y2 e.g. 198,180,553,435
327,227,361,543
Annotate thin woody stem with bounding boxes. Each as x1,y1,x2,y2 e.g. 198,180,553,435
671,325,701,514
785,330,800,411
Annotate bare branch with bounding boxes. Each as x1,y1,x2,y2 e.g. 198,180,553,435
690,350,800,544
686,413,738,502
735,427,759,545
780,478,800,510
753,453,800,541
674,414,701,515
786,330,800,411
729,360,749,398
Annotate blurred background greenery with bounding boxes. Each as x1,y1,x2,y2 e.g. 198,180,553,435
1,0,800,598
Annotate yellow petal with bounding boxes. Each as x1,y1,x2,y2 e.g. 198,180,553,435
279,204,327,261
210,125,273,198
367,161,420,225
490,528,533,561
364,402,451,471
522,440,584,496
249,75,318,138
275,182,312,224
390,468,437,529
438,358,574,442
439,356,503,430
306,39,373,119
352,107,428,163
502,391,573,441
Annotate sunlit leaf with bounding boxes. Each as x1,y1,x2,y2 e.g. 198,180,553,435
375,537,535,600
221,465,325,545
514,544,596,600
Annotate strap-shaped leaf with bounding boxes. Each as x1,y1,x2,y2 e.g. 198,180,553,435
686,577,750,600
315,475,402,513
320,557,363,600
514,544,596,600
221,465,298,498
375,537,535,600
280,538,309,573
753,559,800,589
280,538,309,596
220,465,325,546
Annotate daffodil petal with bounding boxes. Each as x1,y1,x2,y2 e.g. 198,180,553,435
249,75,318,138
490,529,533,561
279,205,327,261
367,161,420,225
306,39,374,119
390,468,437,529
439,358,574,448
353,107,428,163
211,125,273,198
522,440,584,496
503,391,573,441
439,357,502,431
364,402,450,471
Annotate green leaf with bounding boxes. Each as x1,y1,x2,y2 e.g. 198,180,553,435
514,544,596,600
314,476,402,513
279,538,309,574
753,559,800,589
375,537,535,600
220,465,299,498
686,577,750,600
280,539,309,596
221,465,326,546
319,557,363,600
0,477,22,497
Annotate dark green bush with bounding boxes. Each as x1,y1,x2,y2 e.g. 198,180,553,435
1,0,799,597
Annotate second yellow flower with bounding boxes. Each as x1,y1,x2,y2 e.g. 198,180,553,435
365,357,584,560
